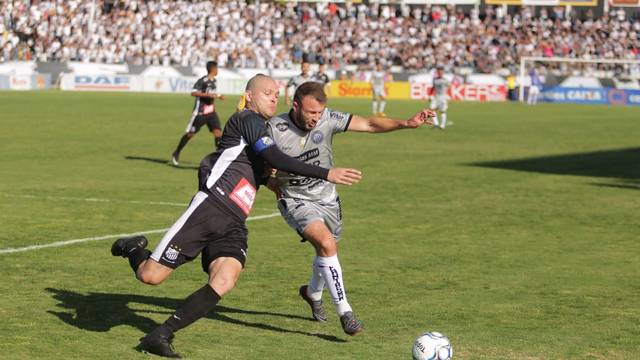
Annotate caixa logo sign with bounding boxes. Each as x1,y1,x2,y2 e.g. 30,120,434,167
74,75,131,90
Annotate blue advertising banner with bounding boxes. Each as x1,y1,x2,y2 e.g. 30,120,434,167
541,87,640,106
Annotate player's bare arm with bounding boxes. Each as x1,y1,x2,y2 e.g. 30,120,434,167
191,91,224,100
347,110,436,133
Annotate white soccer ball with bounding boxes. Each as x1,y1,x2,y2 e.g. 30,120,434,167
412,332,453,360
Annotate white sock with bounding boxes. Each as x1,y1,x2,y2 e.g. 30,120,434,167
432,115,440,127
441,113,447,128
380,101,386,113
308,256,325,301
372,100,378,114
316,255,352,315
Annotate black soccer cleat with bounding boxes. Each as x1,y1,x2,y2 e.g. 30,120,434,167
137,327,181,358
111,235,148,257
340,311,363,336
299,285,328,322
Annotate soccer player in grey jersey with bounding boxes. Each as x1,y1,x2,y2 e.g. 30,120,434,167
285,60,314,107
430,65,450,129
266,82,435,335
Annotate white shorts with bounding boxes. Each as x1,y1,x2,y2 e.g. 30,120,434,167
529,85,540,95
372,86,386,98
277,197,343,240
430,97,448,112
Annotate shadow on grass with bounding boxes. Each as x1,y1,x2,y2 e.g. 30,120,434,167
124,155,198,170
45,288,345,342
467,147,640,190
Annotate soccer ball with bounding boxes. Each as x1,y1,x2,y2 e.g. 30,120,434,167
412,332,453,360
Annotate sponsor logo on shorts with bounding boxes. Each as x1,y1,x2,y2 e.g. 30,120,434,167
276,122,289,132
311,131,323,144
163,247,180,262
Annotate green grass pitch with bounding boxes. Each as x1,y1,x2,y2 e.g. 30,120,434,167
0,90,638,359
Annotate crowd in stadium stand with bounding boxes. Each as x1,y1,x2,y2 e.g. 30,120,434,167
1,0,639,73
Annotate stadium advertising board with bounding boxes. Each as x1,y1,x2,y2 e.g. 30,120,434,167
485,0,522,4
609,0,640,6
558,0,597,5
0,74,51,90
61,74,136,91
327,81,410,100
492,0,597,4
402,0,479,4
410,83,507,102
541,87,640,106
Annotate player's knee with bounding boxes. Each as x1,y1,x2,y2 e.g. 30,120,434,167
316,237,337,257
208,275,238,296
136,267,167,285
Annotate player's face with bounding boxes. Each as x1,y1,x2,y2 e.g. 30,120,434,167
248,78,280,118
209,67,218,77
301,62,310,75
293,96,326,130
437,69,444,77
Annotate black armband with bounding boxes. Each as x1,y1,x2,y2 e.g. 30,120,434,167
260,146,329,180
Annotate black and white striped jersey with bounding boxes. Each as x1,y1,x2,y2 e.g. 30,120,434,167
192,76,216,114
199,110,274,219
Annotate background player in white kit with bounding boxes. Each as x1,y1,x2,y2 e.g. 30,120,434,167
266,82,435,335
370,62,390,117
430,65,450,129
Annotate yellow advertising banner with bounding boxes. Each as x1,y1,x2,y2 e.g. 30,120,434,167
558,0,597,5
484,0,522,4
327,81,410,100
609,0,640,6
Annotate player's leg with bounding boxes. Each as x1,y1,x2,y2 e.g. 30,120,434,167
205,112,223,149
429,100,440,127
302,221,363,335
379,94,386,117
439,100,448,129
172,114,202,165
137,196,243,358
372,94,378,115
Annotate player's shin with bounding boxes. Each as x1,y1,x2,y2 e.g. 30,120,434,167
441,113,447,128
163,284,221,333
316,255,352,315
308,256,326,301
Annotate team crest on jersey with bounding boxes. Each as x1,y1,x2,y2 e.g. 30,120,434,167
163,247,180,262
311,131,324,144
276,122,289,132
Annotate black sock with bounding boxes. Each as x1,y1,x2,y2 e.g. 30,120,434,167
174,134,191,155
164,285,221,333
127,248,151,273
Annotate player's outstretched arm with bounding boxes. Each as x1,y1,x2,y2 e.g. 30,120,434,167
347,109,436,133
259,145,361,185
327,168,362,186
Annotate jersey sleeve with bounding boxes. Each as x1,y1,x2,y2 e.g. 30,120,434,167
242,114,276,154
326,108,353,134
192,77,204,92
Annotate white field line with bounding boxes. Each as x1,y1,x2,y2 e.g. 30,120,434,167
0,193,275,211
0,212,281,255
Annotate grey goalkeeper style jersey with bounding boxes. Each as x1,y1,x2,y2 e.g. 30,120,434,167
433,76,449,97
267,108,353,203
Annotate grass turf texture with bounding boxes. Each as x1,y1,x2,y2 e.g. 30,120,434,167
0,90,638,359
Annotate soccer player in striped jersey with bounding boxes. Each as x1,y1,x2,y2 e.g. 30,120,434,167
285,60,315,107
171,61,225,166
112,75,362,358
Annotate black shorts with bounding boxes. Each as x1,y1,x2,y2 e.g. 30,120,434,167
187,113,221,134
149,191,248,272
